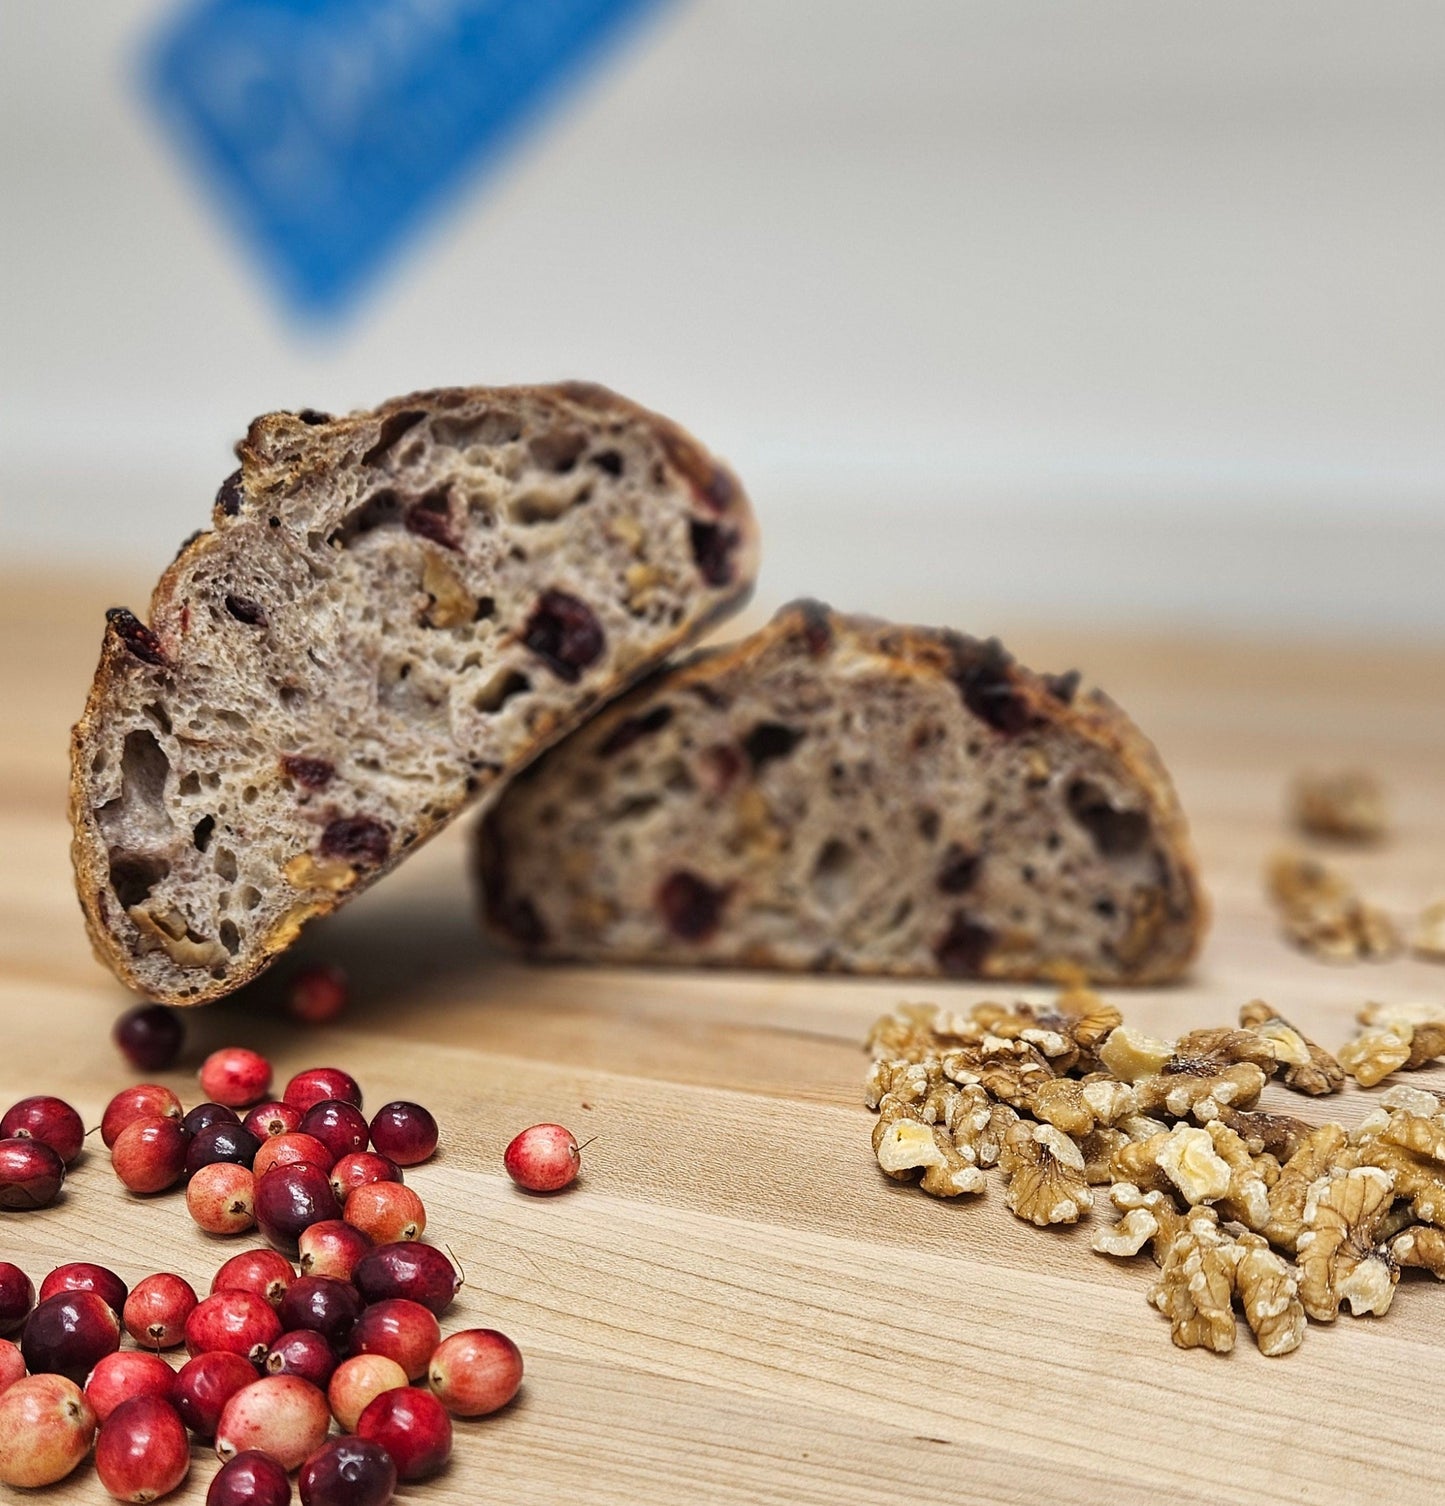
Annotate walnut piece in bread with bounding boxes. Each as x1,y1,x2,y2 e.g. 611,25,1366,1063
70,385,759,1003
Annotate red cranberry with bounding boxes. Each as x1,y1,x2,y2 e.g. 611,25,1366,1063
299,1436,396,1506
212,1250,295,1310
201,1047,274,1108
96,1393,190,1502
124,1273,198,1349
113,1003,184,1072
22,1290,121,1382
353,1243,459,1317
188,1161,257,1234
298,1220,371,1282
0,1137,66,1208
349,1299,439,1382
299,1100,369,1161
278,1277,362,1350
284,1069,362,1115
288,965,349,1027
326,1354,407,1432
0,1262,34,1334
39,1262,128,1317
0,1336,22,1391
183,1101,242,1138
207,1449,293,1506
266,1329,337,1388
84,1349,177,1422
245,1101,304,1140
253,1132,335,1182
101,1084,183,1148
174,1351,255,1440
112,1114,190,1194
504,1122,581,1192
0,1373,97,1487
428,1328,523,1416
344,1182,425,1243
255,1163,341,1251
186,1120,262,1178
185,1290,282,1367
367,1101,437,1166
329,1152,401,1205
521,587,604,684
0,1096,85,1165
215,1375,330,1471
356,1385,452,1481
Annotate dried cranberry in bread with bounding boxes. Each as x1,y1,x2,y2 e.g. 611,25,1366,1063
478,601,1206,983
70,385,758,1003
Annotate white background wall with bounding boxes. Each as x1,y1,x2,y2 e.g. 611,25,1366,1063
3,0,1444,633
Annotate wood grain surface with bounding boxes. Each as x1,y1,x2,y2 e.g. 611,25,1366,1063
2,573,1443,1505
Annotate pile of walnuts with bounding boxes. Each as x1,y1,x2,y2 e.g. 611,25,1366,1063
864,991,1445,1357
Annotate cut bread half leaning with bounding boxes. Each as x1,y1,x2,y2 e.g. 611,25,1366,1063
477,601,1206,983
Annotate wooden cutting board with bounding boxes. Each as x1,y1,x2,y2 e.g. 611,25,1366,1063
2,574,1442,1505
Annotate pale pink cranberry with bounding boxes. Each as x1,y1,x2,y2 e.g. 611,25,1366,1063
96,1394,190,1502
200,1047,274,1109
0,1096,85,1166
38,1262,128,1317
326,1353,408,1432
101,1083,182,1148
124,1273,198,1349
356,1385,452,1481
348,1299,439,1382
329,1152,401,1205
211,1249,295,1311
111,1115,190,1194
207,1448,292,1506
0,1373,97,1487
428,1328,523,1416
244,1101,304,1140
504,1123,581,1192
284,1068,362,1114
297,1219,371,1282
185,1290,282,1367
188,1161,258,1235
84,1349,176,1422
215,1374,331,1471
253,1131,335,1182
367,1101,437,1166
0,1336,24,1392
174,1351,255,1441
287,965,349,1026
344,1182,425,1244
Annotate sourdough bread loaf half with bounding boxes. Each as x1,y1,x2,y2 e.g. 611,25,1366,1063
71,384,759,1003
478,601,1206,983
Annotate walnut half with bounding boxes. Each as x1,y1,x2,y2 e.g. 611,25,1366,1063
1296,1167,1400,1320
998,1121,1092,1227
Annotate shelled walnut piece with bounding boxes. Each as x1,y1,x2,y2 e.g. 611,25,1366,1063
1265,852,1401,963
1291,769,1388,844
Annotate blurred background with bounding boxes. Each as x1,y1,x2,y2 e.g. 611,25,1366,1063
3,0,1444,635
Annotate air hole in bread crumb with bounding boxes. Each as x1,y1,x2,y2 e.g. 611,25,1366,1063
142,701,173,735
280,686,305,709
242,786,258,806
214,848,238,883
529,428,588,473
1066,778,1150,857
107,850,169,909
811,839,854,908
218,920,240,955
240,886,261,912
473,669,530,714
192,816,215,852
592,449,624,476
178,772,201,797
474,596,496,621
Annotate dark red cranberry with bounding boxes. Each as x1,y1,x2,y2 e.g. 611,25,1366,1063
113,1003,185,1072
319,817,391,868
936,844,981,894
299,1436,396,1506
106,607,168,667
284,1069,363,1114
245,1101,304,1140
255,1163,341,1251
185,1290,282,1366
367,1102,437,1166
299,1101,369,1162
280,755,335,791
21,1290,121,1382
352,1243,460,1317
655,870,725,942
688,519,740,586
39,1262,127,1317
278,1277,361,1350
208,1448,294,1506
186,1120,261,1177
356,1385,452,1481
0,1261,34,1334
174,1351,257,1440
224,593,265,624
182,1101,242,1138
521,588,604,682
0,1096,85,1165
951,637,1032,735
266,1328,338,1388
0,1137,65,1209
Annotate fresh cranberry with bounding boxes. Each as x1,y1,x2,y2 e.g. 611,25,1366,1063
356,1385,452,1481
112,1114,189,1194
255,1163,341,1251
0,1137,66,1208
215,1374,330,1471
287,965,349,1027
101,1084,182,1148
245,1101,304,1140
0,1262,33,1334
428,1328,523,1416
0,1096,85,1165
39,1262,128,1318
253,1132,335,1181
349,1299,440,1382
185,1290,283,1367
186,1120,262,1177
200,1047,274,1108
113,1003,184,1072
0,1336,23,1391
299,1435,396,1506
83,1350,176,1421
353,1243,459,1317
212,1250,295,1310
329,1152,401,1205
174,1351,256,1440
326,1354,408,1432
123,1273,198,1349
299,1100,369,1162
188,1161,258,1234
21,1290,121,1382
0,1374,97,1487
182,1101,242,1138
284,1068,362,1115
367,1101,437,1166
265,1328,337,1388
96,1393,190,1502
344,1182,425,1244
504,1122,581,1192
207,1449,294,1506
278,1277,361,1351
298,1220,371,1282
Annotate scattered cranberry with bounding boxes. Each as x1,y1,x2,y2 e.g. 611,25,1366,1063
185,1290,283,1367
39,1262,128,1318
504,1122,581,1192
112,1115,189,1194
349,1299,440,1382
245,1101,304,1140
353,1243,459,1317
212,1250,296,1311
428,1328,523,1416
329,1152,401,1205
299,1435,396,1506
0,1262,34,1334
215,1374,331,1471
278,1277,362,1351
188,1161,257,1234
0,1336,25,1391
21,1290,121,1382
326,1354,407,1432
84,1349,177,1422
174,1351,256,1441
344,1182,425,1244
0,1137,66,1208
299,1100,369,1162
255,1163,341,1251
265,1329,337,1389
183,1101,242,1139
284,1068,362,1115
298,1220,371,1282
207,1449,294,1506
101,1084,183,1149
356,1385,452,1481
368,1101,437,1166
113,1003,184,1072
96,1393,190,1502
186,1121,262,1179
0,1373,97,1487
201,1047,274,1109
253,1132,335,1182
287,966,349,1027
124,1273,198,1349
0,1096,85,1165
